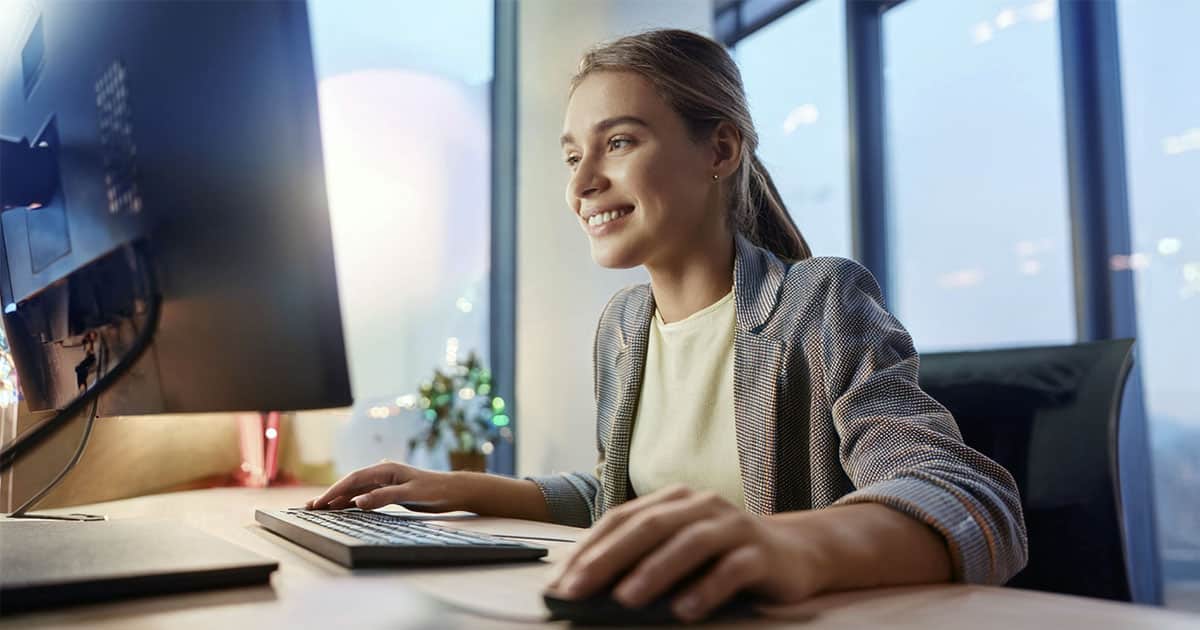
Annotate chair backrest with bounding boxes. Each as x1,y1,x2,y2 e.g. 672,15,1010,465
918,339,1144,601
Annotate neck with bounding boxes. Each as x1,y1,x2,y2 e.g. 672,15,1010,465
645,232,735,324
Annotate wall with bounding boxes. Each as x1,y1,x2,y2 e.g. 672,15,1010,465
515,0,714,477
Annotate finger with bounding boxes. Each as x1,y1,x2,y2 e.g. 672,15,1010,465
350,484,446,511
613,513,746,608
554,490,729,599
310,462,405,508
672,545,765,623
548,484,693,588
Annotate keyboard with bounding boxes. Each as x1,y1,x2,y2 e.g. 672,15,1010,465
255,508,548,568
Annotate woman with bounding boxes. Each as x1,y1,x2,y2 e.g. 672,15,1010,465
308,29,1027,622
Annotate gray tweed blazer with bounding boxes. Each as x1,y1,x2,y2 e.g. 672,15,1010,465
529,234,1028,585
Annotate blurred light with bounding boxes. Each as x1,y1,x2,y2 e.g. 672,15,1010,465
1015,240,1036,257
396,394,416,409
456,297,474,313
458,387,476,400
937,269,984,289
971,22,994,45
1184,262,1200,283
1163,128,1200,156
1020,260,1041,275
1027,0,1054,22
492,397,505,412
368,405,391,419
994,8,1018,30
424,409,437,421
499,427,513,440
1110,254,1149,271
492,414,510,427
419,396,431,408
1158,238,1183,256
480,441,494,455
782,104,819,134
265,427,278,440
445,337,459,365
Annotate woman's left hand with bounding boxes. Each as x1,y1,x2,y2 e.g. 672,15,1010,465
544,484,829,623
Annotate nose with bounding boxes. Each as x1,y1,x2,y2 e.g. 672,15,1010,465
568,154,608,202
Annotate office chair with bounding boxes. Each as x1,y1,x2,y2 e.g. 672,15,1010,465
918,339,1160,603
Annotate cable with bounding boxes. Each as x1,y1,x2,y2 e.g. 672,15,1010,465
7,336,108,520
0,243,160,474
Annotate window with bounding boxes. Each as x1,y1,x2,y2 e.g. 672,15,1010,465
1116,0,1200,606
882,0,1075,351
306,1,494,471
735,0,852,258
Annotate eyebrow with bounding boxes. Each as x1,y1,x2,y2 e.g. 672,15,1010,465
560,116,651,147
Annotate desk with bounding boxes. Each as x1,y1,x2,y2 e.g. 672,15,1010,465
2,487,1196,629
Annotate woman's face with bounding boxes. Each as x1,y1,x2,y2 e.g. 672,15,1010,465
561,71,723,269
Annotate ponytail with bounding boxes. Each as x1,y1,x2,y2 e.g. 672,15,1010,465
734,154,811,263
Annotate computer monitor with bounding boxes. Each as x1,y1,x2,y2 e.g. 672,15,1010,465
0,0,351,418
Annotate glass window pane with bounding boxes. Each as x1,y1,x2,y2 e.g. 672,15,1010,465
736,0,852,258
883,0,1075,351
307,1,493,471
1117,0,1200,611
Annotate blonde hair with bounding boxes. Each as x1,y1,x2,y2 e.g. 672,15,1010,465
571,29,811,262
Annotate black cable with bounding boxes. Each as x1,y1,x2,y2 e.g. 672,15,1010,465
7,336,108,520
0,244,160,474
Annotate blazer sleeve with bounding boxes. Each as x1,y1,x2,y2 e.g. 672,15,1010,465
817,258,1029,585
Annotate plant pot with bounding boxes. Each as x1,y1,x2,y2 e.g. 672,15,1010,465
449,451,486,472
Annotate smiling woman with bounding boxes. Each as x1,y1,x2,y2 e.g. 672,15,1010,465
308,28,1028,623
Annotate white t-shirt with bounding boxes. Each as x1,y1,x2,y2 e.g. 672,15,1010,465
627,289,745,509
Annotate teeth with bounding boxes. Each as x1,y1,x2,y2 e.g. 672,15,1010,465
588,208,631,226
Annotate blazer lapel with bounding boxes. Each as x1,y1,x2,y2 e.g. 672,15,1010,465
601,291,653,513
732,235,790,515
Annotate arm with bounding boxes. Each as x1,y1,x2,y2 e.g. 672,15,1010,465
819,258,1028,584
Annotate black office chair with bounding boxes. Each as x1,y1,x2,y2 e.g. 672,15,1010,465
919,339,1159,603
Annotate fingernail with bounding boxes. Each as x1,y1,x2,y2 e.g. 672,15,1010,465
351,495,367,506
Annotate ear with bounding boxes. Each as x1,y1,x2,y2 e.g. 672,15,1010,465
708,120,743,178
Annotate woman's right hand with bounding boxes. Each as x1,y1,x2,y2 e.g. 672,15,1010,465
305,460,467,513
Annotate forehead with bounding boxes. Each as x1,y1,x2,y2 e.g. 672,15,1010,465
562,71,672,139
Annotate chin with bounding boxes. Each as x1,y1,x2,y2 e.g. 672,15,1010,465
589,239,645,269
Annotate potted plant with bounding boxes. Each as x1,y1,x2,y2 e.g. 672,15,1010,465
408,351,511,472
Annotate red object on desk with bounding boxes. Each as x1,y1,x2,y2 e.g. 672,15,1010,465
233,411,292,487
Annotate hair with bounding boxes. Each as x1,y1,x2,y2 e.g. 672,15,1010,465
570,29,811,262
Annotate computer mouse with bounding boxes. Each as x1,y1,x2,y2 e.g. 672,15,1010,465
543,571,757,626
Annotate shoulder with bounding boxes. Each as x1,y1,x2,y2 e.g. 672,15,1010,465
767,256,888,335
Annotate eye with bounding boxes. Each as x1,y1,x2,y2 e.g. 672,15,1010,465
608,136,634,151
564,154,580,168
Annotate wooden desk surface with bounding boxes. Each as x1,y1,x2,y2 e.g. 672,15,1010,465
2,487,1197,629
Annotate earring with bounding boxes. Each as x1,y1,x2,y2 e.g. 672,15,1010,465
712,174,719,181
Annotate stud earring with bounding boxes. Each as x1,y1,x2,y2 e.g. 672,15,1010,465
712,174,719,181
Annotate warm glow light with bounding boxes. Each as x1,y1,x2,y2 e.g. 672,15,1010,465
458,387,476,400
